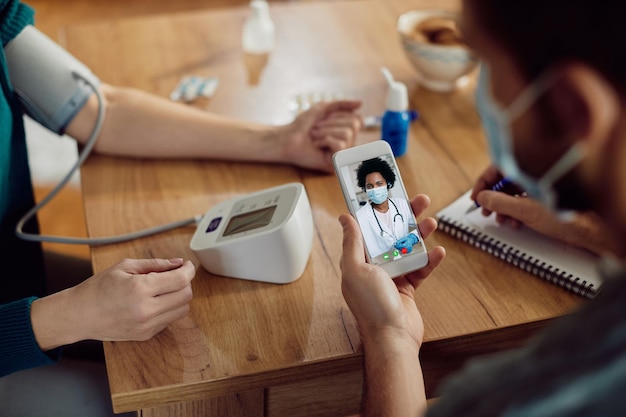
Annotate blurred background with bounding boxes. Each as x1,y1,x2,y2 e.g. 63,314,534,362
23,0,459,264
24,0,312,262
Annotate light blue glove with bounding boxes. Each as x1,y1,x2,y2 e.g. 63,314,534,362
394,233,419,253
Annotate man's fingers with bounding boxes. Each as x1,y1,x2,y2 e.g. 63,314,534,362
477,191,542,225
404,246,446,285
417,217,438,239
410,194,431,218
470,165,503,200
339,214,367,271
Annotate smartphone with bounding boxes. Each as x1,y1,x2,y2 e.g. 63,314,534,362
333,141,428,277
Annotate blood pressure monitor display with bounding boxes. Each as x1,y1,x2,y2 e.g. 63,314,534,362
222,205,277,236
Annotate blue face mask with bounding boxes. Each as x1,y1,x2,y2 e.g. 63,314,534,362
367,186,388,205
475,65,585,216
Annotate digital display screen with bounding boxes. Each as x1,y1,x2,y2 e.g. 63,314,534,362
223,206,277,237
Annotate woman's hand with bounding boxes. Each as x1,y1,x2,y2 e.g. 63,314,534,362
279,100,362,172
31,258,196,351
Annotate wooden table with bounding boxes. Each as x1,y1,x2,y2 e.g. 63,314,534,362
60,1,583,416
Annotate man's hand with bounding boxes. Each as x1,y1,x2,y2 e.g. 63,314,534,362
339,194,445,345
472,165,616,256
339,194,445,417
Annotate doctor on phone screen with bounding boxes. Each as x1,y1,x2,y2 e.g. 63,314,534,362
354,157,418,258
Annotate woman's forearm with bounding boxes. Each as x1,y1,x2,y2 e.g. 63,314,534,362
66,84,286,162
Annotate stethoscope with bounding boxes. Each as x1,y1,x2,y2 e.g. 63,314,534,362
370,199,404,237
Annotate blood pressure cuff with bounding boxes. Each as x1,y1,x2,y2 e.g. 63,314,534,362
3,25,100,134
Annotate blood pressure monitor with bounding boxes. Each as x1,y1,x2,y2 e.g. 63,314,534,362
190,183,314,284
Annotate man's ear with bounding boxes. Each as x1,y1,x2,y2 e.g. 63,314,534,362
548,63,620,148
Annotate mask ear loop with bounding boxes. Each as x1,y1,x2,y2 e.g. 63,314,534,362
504,68,587,212
539,144,586,186
501,67,588,185
504,69,561,121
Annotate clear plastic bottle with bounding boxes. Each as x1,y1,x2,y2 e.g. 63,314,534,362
242,0,275,54
380,67,410,157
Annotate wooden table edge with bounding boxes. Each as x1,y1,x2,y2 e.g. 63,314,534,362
111,353,364,412
112,317,556,412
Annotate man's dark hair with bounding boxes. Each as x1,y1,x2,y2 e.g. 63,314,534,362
356,157,396,190
470,0,626,94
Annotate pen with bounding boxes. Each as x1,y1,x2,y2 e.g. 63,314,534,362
465,177,522,215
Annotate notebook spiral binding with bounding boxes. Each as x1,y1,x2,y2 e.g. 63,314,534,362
438,216,597,299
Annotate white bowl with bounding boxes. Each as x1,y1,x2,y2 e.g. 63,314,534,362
397,9,478,92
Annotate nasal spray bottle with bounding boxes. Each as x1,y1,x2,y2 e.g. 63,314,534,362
242,0,275,54
380,67,410,157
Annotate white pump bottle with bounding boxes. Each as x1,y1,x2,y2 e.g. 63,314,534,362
242,0,276,54
380,67,410,156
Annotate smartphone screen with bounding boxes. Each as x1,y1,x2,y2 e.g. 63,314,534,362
333,141,428,276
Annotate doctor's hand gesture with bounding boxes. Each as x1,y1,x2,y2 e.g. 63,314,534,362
339,194,445,346
394,233,419,253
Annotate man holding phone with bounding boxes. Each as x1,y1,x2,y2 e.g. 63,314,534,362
339,0,626,415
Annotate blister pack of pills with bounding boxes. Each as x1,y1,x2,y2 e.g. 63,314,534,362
170,76,220,102
287,91,354,115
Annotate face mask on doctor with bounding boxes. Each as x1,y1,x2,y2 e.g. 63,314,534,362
367,186,388,205
475,65,585,218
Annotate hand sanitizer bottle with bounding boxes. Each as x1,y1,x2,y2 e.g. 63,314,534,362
242,0,275,54
380,67,410,157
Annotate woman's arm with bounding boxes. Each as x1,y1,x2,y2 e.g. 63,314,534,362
65,84,362,172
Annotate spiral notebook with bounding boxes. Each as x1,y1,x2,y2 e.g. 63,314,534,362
436,191,602,298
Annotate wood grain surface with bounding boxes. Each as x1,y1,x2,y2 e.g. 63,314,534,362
60,0,583,414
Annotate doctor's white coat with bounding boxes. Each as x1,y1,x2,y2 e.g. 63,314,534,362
355,197,417,258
